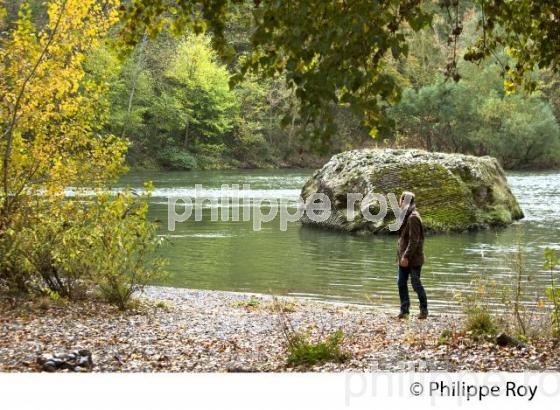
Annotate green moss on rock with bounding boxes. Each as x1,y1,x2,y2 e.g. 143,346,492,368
300,149,524,233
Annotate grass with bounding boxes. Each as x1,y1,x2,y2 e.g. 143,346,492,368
264,299,297,313
286,330,347,367
438,328,453,344
154,300,172,312
232,296,261,309
269,295,348,367
465,309,497,336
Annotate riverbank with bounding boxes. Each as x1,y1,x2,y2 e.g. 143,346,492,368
126,152,329,172
1,287,559,372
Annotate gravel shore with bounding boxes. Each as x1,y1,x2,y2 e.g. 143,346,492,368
1,286,559,372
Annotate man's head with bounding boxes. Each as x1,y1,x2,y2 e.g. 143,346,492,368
399,191,415,208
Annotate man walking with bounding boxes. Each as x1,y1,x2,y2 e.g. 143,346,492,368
396,191,428,319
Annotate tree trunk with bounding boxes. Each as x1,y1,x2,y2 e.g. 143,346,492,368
121,34,147,139
183,117,190,148
426,132,432,152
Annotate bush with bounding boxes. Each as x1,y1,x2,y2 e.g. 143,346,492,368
465,309,497,336
1,201,93,299
72,189,167,310
455,275,500,337
157,147,198,170
194,143,227,169
286,330,346,367
0,186,166,310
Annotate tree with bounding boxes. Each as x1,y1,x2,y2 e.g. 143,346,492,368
119,0,559,140
0,0,124,224
390,64,560,168
0,0,164,305
165,34,238,148
120,0,433,140
463,0,560,93
391,79,479,153
473,94,560,169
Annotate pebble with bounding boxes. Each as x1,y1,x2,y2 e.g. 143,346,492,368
1,286,559,372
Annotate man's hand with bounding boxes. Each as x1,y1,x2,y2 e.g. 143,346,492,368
400,257,409,267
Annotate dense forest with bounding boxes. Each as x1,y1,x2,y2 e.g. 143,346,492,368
6,1,557,171
109,2,560,170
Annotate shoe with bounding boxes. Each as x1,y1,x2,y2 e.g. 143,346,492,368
418,311,428,320
397,312,409,320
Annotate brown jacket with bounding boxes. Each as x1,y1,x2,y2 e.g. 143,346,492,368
397,209,425,267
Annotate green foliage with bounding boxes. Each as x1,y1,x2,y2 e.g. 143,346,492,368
438,328,453,344
465,1,560,93
96,32,294,170
474,93,560,169
286,329,346,367
233,295,261,309
166,34,238,145
120,0,433,139
108,4,560,170
456,275,499,336
119,0,560,141
0,1,166,310
41,287,67,306
1,187,166,310
154,299,172,311
158,147,198,170
465,309,497,336
78,189,167,310
390,64,560,168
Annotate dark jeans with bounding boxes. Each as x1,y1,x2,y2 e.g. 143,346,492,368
397,265,428,314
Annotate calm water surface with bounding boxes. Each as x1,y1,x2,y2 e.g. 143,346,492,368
120,169,560,312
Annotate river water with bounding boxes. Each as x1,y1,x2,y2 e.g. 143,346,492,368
120,169,560,312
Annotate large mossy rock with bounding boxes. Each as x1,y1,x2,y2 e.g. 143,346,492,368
300,149,524,233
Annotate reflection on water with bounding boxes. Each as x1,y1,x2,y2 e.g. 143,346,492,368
119,169,560,312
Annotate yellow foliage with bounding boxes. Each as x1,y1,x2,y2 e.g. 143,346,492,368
0,0,122,209
0,1,6,28
0,1,166,306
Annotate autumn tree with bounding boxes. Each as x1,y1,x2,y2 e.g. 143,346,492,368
0,0,164,306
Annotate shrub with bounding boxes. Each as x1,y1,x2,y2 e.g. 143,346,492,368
158,147,198,170
286,330,347,367
455,275,500,337
1,186,166,310
465,309,497,336
78,189,167,310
